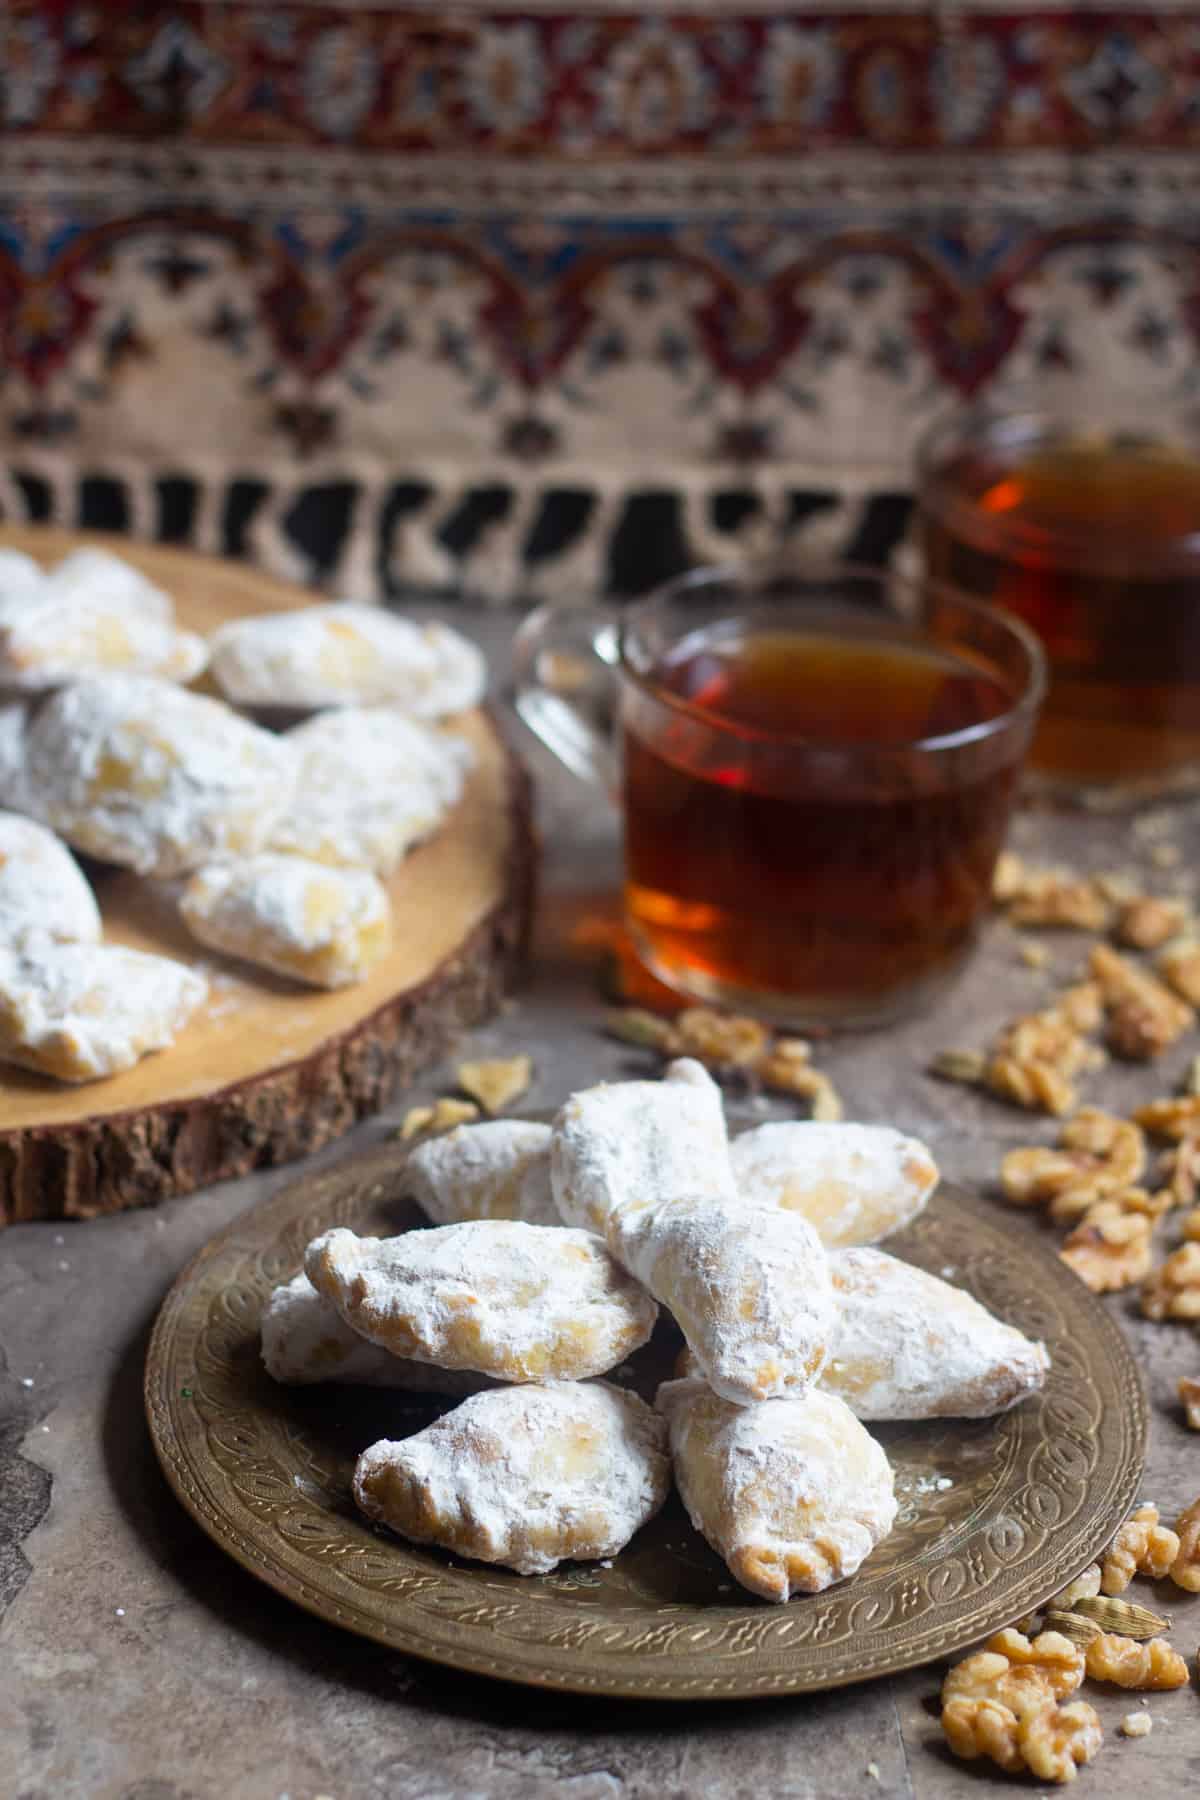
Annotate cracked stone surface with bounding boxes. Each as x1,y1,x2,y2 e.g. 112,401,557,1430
2,612,1199,1798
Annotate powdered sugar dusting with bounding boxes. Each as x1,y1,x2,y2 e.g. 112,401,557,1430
261,1272,492,1396
823,1248,1050,1420
612,1195,835,1404
406,1119,559,1226
25,674,296,877
0,811,100,951
305,1219,658,1382
354,1380,670,1574
730,1121,938,1248
657,1378,897,1602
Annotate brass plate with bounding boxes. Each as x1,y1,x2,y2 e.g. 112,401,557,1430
145,1140,1146,1699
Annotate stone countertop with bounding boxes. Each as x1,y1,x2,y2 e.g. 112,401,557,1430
2,611,1199,1800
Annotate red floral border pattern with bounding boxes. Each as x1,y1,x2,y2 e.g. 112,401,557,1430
3,2,1200,156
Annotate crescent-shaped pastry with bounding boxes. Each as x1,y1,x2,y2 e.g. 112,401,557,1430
610,1195,835,1404
354,1381,670,1575
657,1377,897,1602
406,1119,558,1226
730,1121,938,1247
551,1058,735,1236
261,1272,492,1396
823,1248,1050,1419
304,1220,658,1382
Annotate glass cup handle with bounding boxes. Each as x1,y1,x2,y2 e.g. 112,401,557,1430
511,602,621,791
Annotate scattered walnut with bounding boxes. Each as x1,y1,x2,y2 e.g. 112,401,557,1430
1135,1094,1200,1139
1140,1241,1200,1321
1018,939,1051,970
942,1696,1026,1777
669,1007,772,1069
397,1097,480,1139
1182,1207,1200,1241
985,1054,1076,1117
1101,1506,1182,1593
1116,896,1190,950
1120,1712,1153,1738
1156,1136,1200,1208
1051,1565,1101,1611
1052,1187,1168,1231
754,1048,843,1118
1179,1377,1200,1432
455,1055,532,1114
943,1629,1085,1712
1059,1204,1155,1293
1001,1147,1096,1209
1158,939,1200,1007
996,1012,1102,1080
993,850,1028,904
1170,1496,1200,1592
1019,1702,1104,1785
941,1630,1099,1785
1009,876,1110,931
1090,944,1194,1059
1084,1634,1189,1690
1056,981,1105,1035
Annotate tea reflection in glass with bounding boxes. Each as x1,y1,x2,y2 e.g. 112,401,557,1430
918,413,1200,793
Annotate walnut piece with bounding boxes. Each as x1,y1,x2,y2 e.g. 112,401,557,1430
1156,1136,1200,1208
1170,1496,1200,1592
455,1056,533,1115
993,850,1028,904
397,1098,480,1139
1140,1241,1200,1321
1000,1111,1146,1219
1051,1565,1101,1611
1116,896,1190,950
1101,1505,1182,1593
669,1007,771,1069
1180,1377,1200,1432
1158,938,1200,1006
944,1693,1102,1785
940,1629,1099,1784
943,1629,1085,1712
1134,1095,1200,1139
1090,943,1194,1059
1059,1204,1155,1293
1057,981,1105,1035
1084,1634,1190,1690
1120,1712,1152,1738
985,1054,1076,1117
1008,875,1110,931
1182,1206,1200,1241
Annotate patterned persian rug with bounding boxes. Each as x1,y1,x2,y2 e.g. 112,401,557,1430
0,2,1194,600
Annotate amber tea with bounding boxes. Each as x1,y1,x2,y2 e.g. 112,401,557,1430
919,424,1200,790
621,620,1021,1024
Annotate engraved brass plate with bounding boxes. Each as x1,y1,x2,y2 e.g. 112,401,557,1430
145,1140,1146,1699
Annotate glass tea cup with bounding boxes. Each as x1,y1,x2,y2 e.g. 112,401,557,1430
917,407,1200,800
514,564,1045,1029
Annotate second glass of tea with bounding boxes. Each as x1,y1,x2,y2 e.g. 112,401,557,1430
917,411,1200,797
515,564,1044,1028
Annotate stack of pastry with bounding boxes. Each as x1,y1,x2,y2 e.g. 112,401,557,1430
0,548,485,1083
263,1063,1050,1599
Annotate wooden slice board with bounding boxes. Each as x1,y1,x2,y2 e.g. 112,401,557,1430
0,528,535,1226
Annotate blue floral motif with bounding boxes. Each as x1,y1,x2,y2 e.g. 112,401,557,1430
759,25,841,130
597,22,713,146
931,37,1005,145
0,17,61,128
461,23,546,135
302,26,379,142
124,19,229,119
